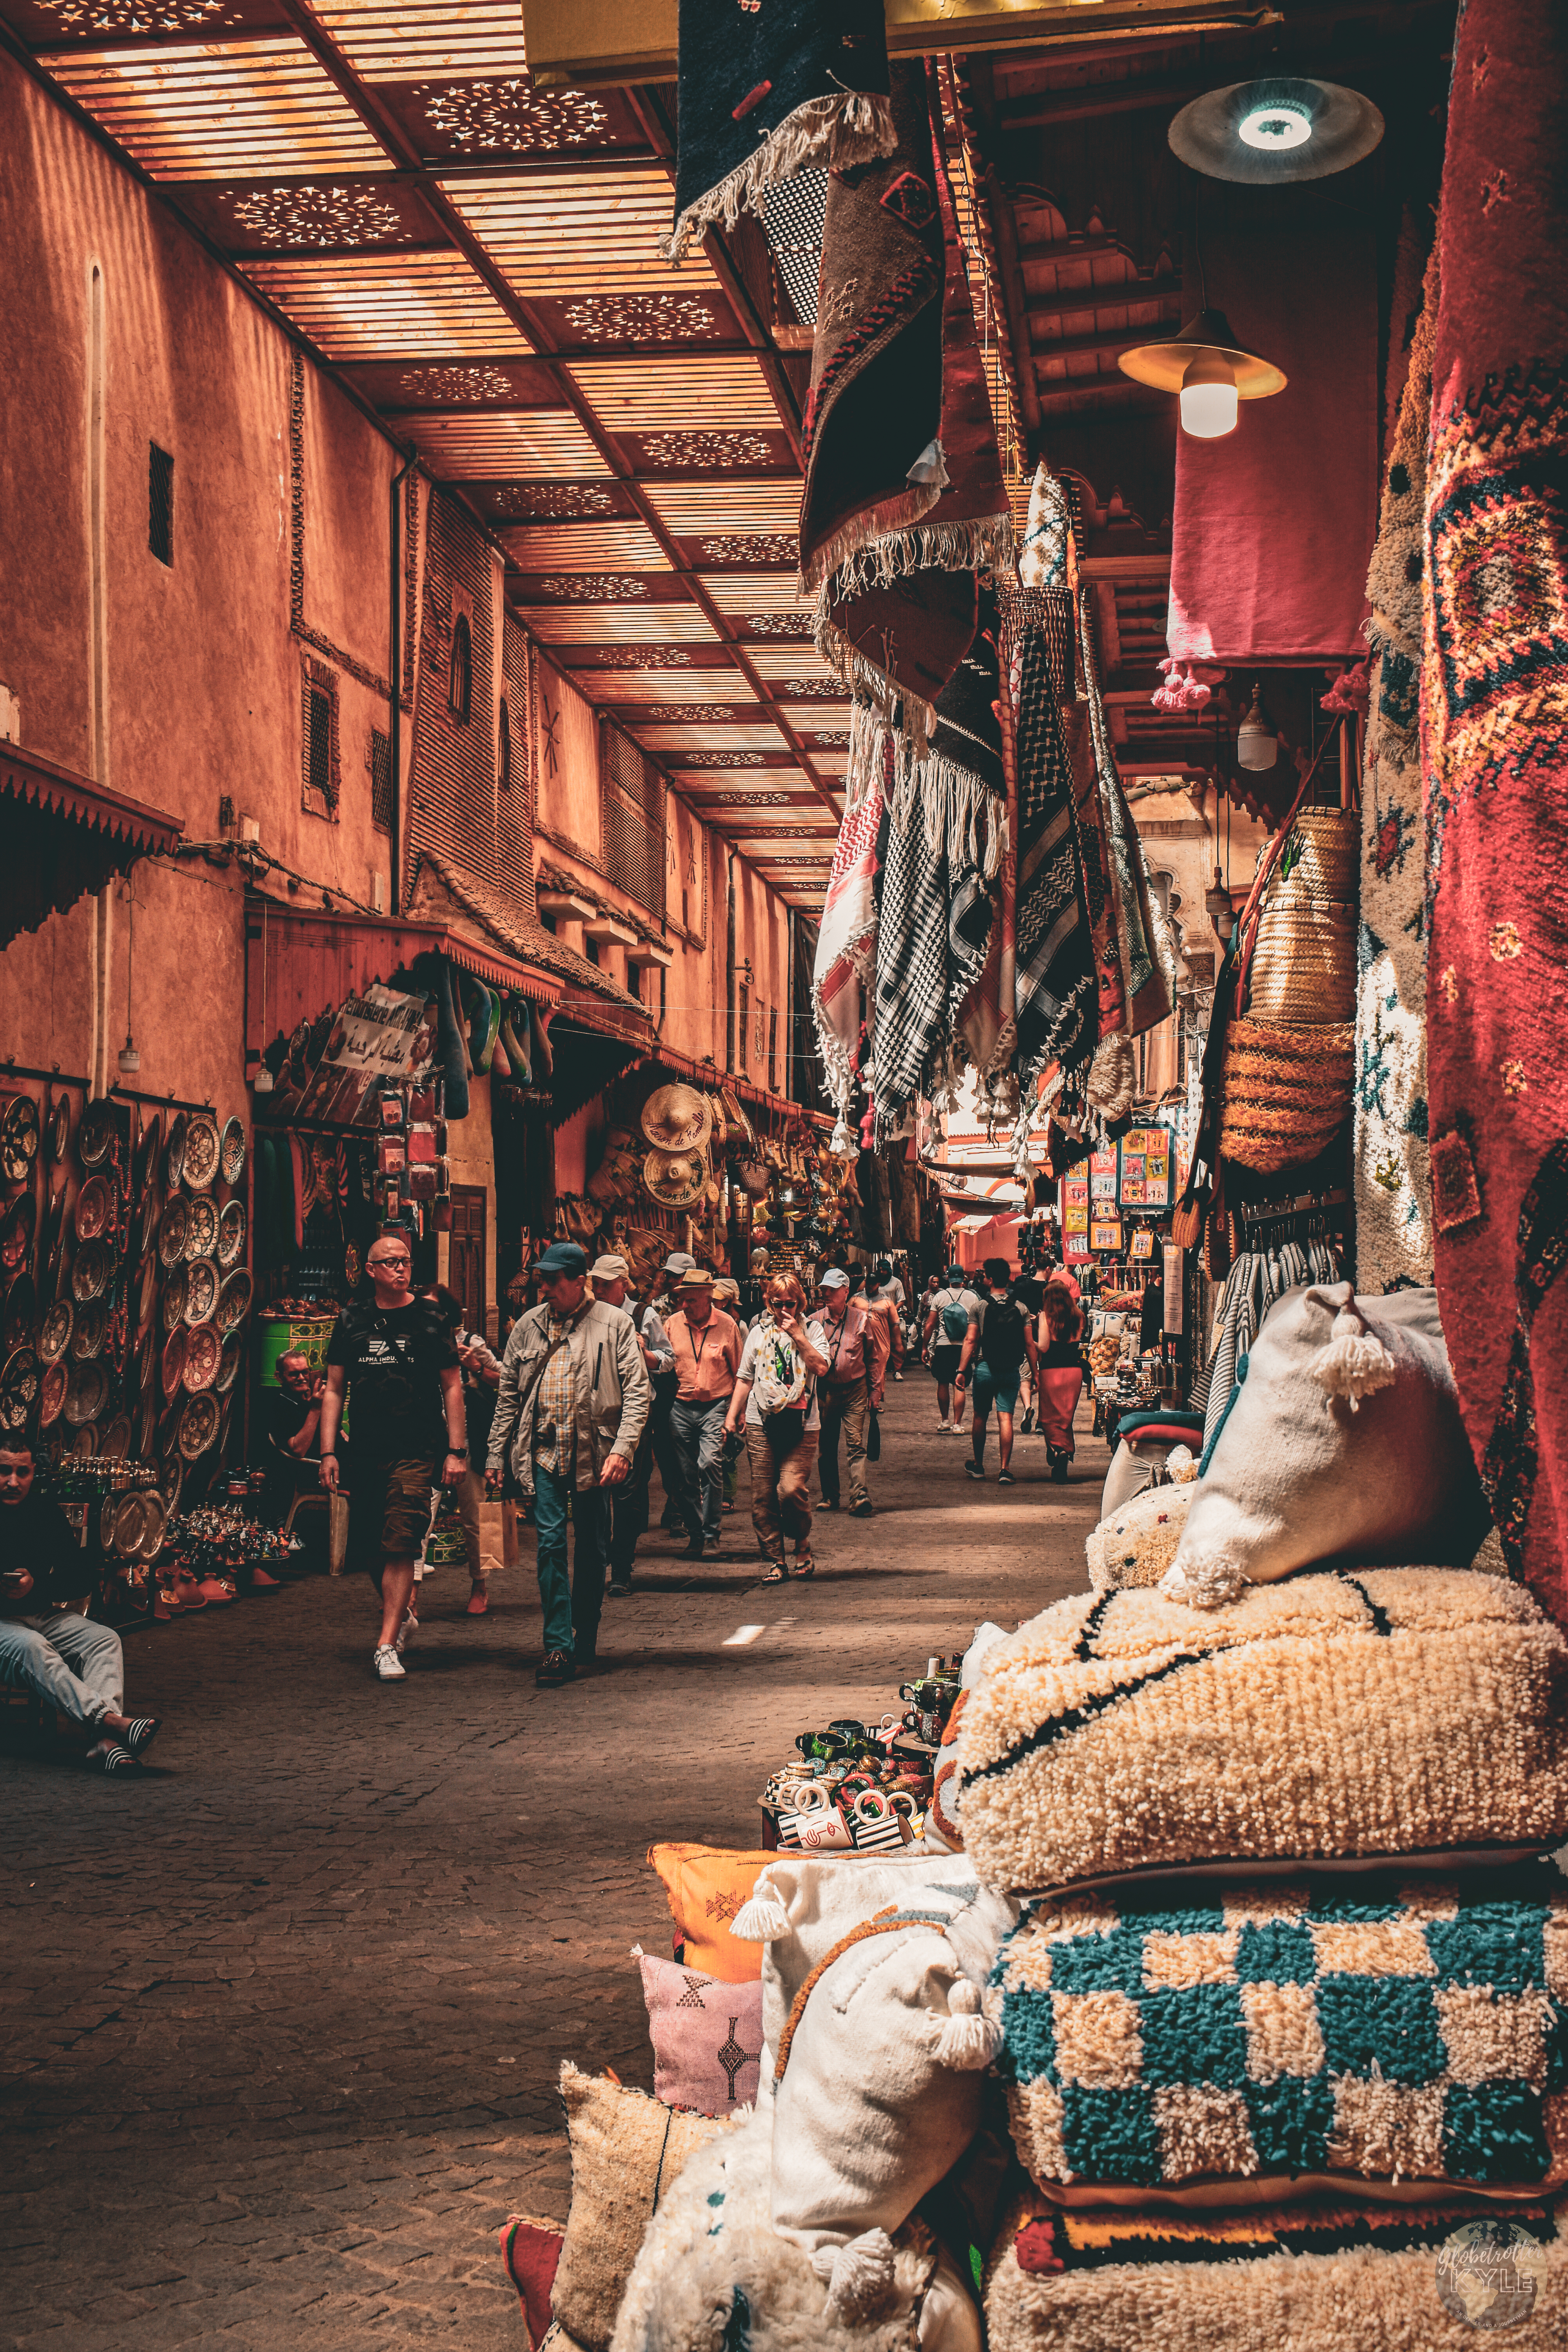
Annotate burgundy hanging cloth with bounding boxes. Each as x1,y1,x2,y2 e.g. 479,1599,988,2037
1166,203,1378,666
1421,0,1568,1629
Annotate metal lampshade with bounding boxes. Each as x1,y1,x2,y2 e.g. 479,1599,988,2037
1118,310,1285,439
1236,684,1278,772
1169,78,1385,185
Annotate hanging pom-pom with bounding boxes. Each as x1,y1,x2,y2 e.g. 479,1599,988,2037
1159,1552,1252,1608
1321,657,1372,716
811,2230,896,2325
1313,1290,1397,1410
1180,664,1212,710
731,1878,790,1943
932,1978,1004,2069
1151,655,1186,715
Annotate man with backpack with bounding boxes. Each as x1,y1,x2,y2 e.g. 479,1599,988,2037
956,1257,1040,1485
924,1263,982,1433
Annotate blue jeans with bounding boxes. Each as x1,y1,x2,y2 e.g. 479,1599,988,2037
0,1611,123,1729
670,1396,728,1543
531,1466,608,1660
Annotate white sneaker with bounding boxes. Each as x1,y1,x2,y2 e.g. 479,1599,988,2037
394,1607,417,1655
373,1644,406,1681
935,1419,949,1433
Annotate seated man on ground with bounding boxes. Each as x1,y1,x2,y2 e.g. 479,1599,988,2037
0,1439,161,1770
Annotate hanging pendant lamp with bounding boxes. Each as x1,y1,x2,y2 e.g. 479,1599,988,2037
1118,309,1285,439
1236,684,1279,772
1169,78,1385,185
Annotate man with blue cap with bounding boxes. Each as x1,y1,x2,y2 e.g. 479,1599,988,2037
486,1240,650,1686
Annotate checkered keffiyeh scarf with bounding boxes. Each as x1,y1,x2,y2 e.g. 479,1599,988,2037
873,789,952,1119
1013,626,1097,1082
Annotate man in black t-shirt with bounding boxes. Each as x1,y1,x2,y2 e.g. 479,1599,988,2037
0,1438,163,1769
956,1256,1040,1486
319,1232,466,1683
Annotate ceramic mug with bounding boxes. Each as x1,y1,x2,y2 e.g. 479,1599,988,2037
791,1779,831,1814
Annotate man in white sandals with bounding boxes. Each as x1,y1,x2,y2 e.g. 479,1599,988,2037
0,1438,162,1770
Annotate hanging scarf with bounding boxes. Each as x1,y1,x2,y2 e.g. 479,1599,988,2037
812,771,883,1125
664,0,893,261
1012,624,1098,1086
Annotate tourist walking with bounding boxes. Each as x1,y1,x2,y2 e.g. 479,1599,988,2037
648,1251,694,1532
816,1267,885,1518
956,1256,1038,1485
0,1436,163,1770
925,1264,982,1432
872,1259,907,1377
665,1268,743,1560
319,1233,467,1682
1035,1283,1086,1482
723,1276,830,1581
421,1284,502,1613
589,1252,673,1597
486,1240,649,1688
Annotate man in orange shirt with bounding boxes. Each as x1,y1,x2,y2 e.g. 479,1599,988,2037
816,1267,886,1518
664,1268,743,1560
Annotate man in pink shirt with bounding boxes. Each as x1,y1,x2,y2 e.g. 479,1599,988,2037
816,1267,886,1518
664,1268,743,1559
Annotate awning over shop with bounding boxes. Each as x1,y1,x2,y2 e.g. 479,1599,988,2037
244,897,562,1076
547,1015,652,1127
624,1041,826,1132
1,743,183,948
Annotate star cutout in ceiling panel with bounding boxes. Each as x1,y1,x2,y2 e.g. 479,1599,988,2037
413,76,611,156
227,184,412,250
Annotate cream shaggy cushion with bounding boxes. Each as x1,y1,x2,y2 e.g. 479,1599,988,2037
922,1622,1009,1855
554,2063,727,2352
983,2189,1568,2352
610,2101,982,2352
732,1853,1018,2071
1166,1284,1490,1607
769,1904,1000,2252
1086,1484,1196,1594
956,1570,1568,1897
987,1864,1568,2206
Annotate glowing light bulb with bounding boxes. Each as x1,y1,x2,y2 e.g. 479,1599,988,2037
1178,347,1238,438
1238,100,1312,151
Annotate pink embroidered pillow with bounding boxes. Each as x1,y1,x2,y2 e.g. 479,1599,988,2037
637,1949,764,2116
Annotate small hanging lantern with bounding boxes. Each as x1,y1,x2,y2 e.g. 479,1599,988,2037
1236,683,1278,771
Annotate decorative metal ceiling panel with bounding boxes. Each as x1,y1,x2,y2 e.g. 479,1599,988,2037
243,250,530,356
387,410,611,473
567,358,780,433
307,0,522,81
500,523,668,570
47,38,389,179
518,607,722,644
442,171,722,298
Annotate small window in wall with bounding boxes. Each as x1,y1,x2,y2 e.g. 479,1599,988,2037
737,982,749,1071
148,443,174,566
627,957,642,1002
448,613,472,725
368,728,393,832
498,700,511,790
301,657,340,818
307,691,332,806
659,964,667,1025
768,1005,778,1093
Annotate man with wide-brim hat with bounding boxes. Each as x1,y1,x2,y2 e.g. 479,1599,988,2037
486,1240,650,1688
590,1252,673,1597
664,1267,743,1561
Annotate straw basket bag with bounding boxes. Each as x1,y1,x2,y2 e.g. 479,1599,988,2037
1215,744,1358,1175
1245,808,1359,1025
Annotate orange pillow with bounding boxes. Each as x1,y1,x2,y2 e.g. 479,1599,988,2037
647,1842,773,1982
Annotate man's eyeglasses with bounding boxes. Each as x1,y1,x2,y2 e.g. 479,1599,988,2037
368,1255,410,1270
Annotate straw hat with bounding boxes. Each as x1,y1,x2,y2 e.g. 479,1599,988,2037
641,1084,712,1154
642,1150,707,1210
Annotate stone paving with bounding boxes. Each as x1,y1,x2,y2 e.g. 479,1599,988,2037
0,1376,1106,2348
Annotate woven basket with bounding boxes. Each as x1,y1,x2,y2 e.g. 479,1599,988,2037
1245,807,1359,1025
1218,1017,1354,1173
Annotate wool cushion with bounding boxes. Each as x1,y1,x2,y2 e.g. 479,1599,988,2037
1086,1483,1195,1595
609,2100,982,2352
1167,1284,1491,1606
636,1948,764,2116
552,2063,727,2352
983,2188,1568,2352
768,1902,1001,2252
647,1842,774,1982
988,1865,1568,2208
956,1570,1568,1897
735,1853,1018,2070
922,1621,1009,1855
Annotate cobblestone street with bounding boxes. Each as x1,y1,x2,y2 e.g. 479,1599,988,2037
1,1381,1103,2349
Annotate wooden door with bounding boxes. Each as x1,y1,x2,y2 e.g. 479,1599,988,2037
450,1184,486,1335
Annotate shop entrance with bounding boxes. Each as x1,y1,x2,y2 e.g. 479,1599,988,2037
449,1183,486,1337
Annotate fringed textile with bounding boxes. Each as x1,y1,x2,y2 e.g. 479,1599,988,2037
811,772,882,1121
1011,626,1097,1086
664,0,893,262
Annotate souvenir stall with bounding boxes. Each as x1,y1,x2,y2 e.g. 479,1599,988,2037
0,1074,258,1622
